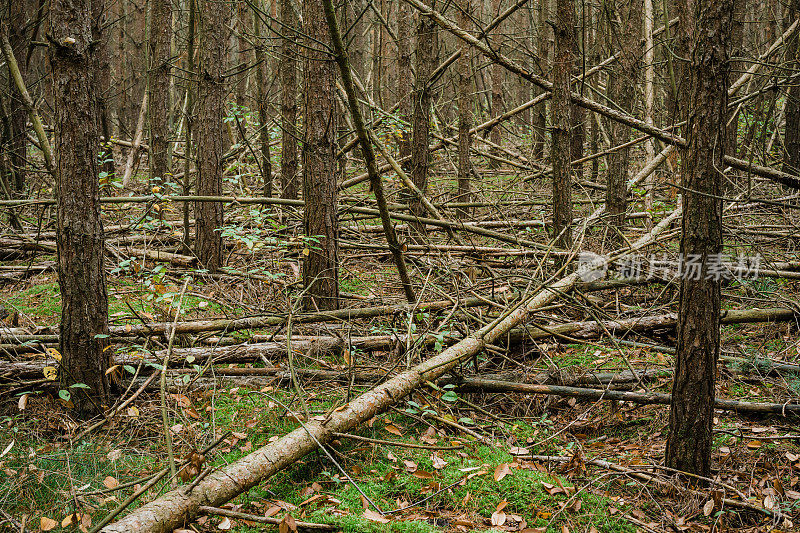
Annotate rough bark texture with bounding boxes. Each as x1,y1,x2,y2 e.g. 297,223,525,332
194,0,230,272
604,0,642,247
148,0,173,184
280,0,299,199
397,0,413,164
666,0,732,478
456,0,472,218
92,0,115,179
551,0,575,249
489,0,504,164
5,0,30,193
254,0,273,196
302,0,339,311
783,0,800,174
410,7,438,236
531,0,551,161
49,0,112,416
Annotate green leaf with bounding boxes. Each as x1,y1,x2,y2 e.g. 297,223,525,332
457,417,474,425
69,383,91,389
441,391,458,402
58,389,71,401
123,365,136,374
94,334,110,339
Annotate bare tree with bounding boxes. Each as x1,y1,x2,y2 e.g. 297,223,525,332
302,0,339,311
666,0,733,478
50,0,112,415
148,0,173,185
604,0,642,247
783,0,800,174
410,3,438,235
280,0,299,199
456,0,473,218
551,0,576,250
194,0,231,272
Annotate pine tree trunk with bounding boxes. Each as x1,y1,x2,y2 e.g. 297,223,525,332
666,0,732,478
6,0,29,194
148,0,173,184
302,0,339,311
194,0,230,272
50,0,112,416
551,0,575,250
489,0,504,166
254,0,273,196
410,8,437,236
397,0,413,165
604,0,642,248
783,0,800,174
280,0,299,199
456,0,473,218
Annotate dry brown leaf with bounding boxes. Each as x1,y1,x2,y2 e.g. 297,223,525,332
363,509,390,524
279,514,297,533
702,499,715,516
490,510,506,526
413,470,434,479
747,439,762,450
40,517,57,531
403,460,418,473
103,475,119,489
494,463,511,482
431,454,448,470
217,517,232,530
384,424,403,436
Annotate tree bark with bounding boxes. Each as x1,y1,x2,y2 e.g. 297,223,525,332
148,0,173,185
49,0,112,416
410,5,438,236
397,0,413,164
280,0,299,199
4,0,30,194
456,0,473,218
666,0,732,479
783,0,800,174
489,0,504,165
254,0,273,196
551,0,575,249
302,0,339,311
194,0,230,272
604,0,642,248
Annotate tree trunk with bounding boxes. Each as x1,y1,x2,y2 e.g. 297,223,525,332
783,0,800,174
397,0,413,165
456,0,472,218
666,0,732,478
194,0,230,272
148,0,173,185
489,0,504,165
49,0,112,416
551,0,575,250
280,0,299,199
604,0,642,248
302,0,339,311
93,0,116,180
5,0,29,194
531,0,550,162
254,0,273,197
410,7,437,236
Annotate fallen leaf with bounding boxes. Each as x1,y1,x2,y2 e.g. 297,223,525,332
494,463,511,482
126,406,139,418
491,510,506,526
217,517,232,530
385,424,403,436
17,394,28,411
747,440,762,450
703,499,714,516
43,366,58,381
403,460,418,473
413,470,433,479
431,454,448,470
103,476,119,489
40,517,57,531
363,509,390,523
509,446,530,455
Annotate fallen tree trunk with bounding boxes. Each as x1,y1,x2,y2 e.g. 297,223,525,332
99,209,680,531
453,378,800,415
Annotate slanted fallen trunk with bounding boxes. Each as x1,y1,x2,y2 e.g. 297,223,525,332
100,210,680,532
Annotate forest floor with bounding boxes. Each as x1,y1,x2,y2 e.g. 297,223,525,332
1,154,800,532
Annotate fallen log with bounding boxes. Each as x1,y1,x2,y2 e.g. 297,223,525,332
452,378,800,415
99,208,680,532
